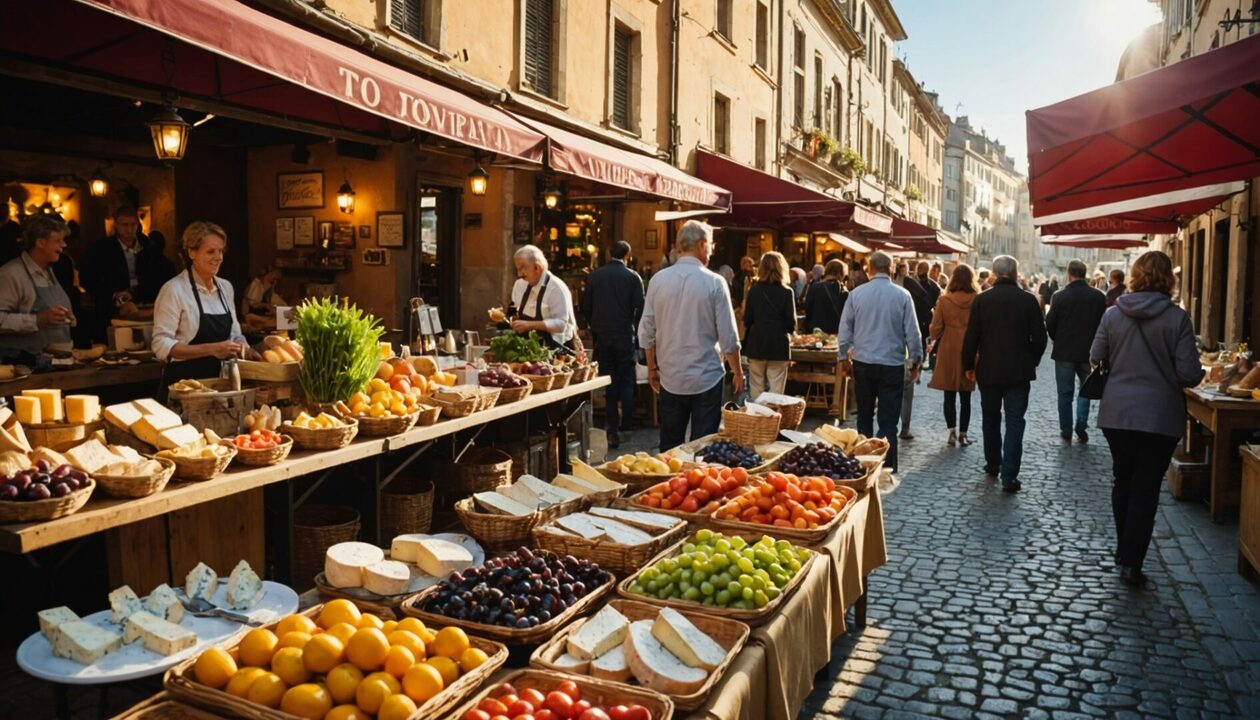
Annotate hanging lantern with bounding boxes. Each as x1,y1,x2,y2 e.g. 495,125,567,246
542,183,562,209
146,106,191,161
89,169,109,198
336,180,356,214
467,163,489,196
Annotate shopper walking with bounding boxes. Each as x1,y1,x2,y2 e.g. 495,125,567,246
1091,251,1203,586
1105,269,1126,307
961,255,1048,492
928,264,979,447
639,221,743,451
894,261,929,440
838,251,922,474
582,241,644,449
1045,259,1106,445
743,252,796,399
801,259,848,334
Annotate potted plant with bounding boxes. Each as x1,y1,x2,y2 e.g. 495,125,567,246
295,297,384,405
805,128,839,160
832,147,865,177
905,184,923,201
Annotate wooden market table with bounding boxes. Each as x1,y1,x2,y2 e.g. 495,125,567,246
1240,445,1260,578
1184,388,1260,522
1,362,162,395
788,348,847,419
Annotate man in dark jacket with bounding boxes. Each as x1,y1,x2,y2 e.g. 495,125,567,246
962,255,1048,492
1105,269,1126,307
1045,259,1106,444
582,240,645,448
82,206,151,342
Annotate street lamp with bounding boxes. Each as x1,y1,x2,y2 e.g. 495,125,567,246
146,106,191,162
468,151,489,196
89,168,109,198
542,182,562,209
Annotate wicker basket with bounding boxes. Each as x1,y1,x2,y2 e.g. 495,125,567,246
414,402,442,426
531,514,688,576
569,365,590,384
763,399,806,430
721,405,782,445
477,386,502,410
449,669,674,720
496,382,533,404
851,436,890,459
164,448,235,482
381,475,434,539
93,457,176,498
430,388,496,418
224,436,293,467
401,567,614,645
281,418,358,450
531,598,749,711
292,505,359,591
551,368,574,389
522,373,556,393
454,447,514,494
235,359,299,382
708,484,859,545
112,693,223,719
0,478,94,522
25,420,106,452
453,496,577,550
353,411,419,437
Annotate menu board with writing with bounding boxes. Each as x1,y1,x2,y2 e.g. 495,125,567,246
427,306,442,334
293,216,315,246
275,218,294,250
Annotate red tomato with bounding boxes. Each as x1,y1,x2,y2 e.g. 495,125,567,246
624,707,652,720
479,699,510,716
544,691,574,717
570,701,592,717
577,709,610,720
533,711,556,720
606,706,632,720
463,712,491,720
499,695,520,709
511,715,535,720
506,701,535,716
495,683,518,697
520,689,547,707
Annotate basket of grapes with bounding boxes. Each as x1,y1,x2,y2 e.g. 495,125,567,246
778,441,880,492
480,365,532,404
674,434,789,474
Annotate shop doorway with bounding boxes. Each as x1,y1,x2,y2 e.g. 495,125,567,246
413,185,460,329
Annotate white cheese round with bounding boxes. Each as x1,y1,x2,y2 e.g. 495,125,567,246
362,560,411,596
324,542,384,588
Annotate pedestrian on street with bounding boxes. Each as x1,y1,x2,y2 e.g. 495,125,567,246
742,252,796,400
581,240,644,449
802,259,848,334
1105,269,1126,307
928,264,979,448
639,221,743,451
977,268,991,290
789,267,807,304
731,255,755,314
1090,251,1203,587
1037,276,1054,313
894,261,930,440
1045,259,1106,445
961,255,1048,492
914,260,941,369
846,265,869,291
838,251,922,475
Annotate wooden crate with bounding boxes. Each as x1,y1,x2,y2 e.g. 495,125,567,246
1167,454,1209,500
1240,445,1260,578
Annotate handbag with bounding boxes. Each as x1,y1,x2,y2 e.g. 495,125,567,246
1080,360,1108,399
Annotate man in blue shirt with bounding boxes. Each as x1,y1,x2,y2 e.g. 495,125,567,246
639,221,743,451
838,251,923,473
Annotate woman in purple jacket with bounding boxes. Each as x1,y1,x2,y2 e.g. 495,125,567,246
1090,251,1204,587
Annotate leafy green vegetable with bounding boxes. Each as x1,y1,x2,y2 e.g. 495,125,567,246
295,297,384,403
489,330,551,363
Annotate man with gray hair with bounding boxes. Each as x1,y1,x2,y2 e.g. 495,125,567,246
639,221,742,450
962,255,1048,492
1046,259,1106,444
838,250,922,475
509,244,578,350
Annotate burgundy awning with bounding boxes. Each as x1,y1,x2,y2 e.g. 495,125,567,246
4,0,547,162
1035,180,1245,235
877,219,969,254
1039,235,1149,250
1026,33,1260,218
695,149,893,234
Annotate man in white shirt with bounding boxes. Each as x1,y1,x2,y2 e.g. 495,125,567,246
638,221,743,451
509,245,577,350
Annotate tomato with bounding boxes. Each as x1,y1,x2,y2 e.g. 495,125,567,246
479,699,511,716
570,701,592,717
577,709,610,720
533,711,556,720
464,712,492,720
544,691,574,717
499,695,520,709
511,715,535,720
495,683,518,697
624,706,652,720
554,681,581,701
520,689,547,707
506,700,535,716
606,706,632,720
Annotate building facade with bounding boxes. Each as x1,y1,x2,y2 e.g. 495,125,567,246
896,65,947,229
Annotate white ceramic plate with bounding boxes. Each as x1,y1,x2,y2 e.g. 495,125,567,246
0,365,33,383
16,580,298,685
315,533,484,600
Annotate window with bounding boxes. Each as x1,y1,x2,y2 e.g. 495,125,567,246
878,39,887,84
523,0,556,97
715,0,732,41
755,2,770,69
792,27,806,128
754,117,767,170
832,80,844,142
813,55,823,129
714,94,730,155
611,24,633,130
388,0,440,47
947,188,956,201
945,209,957,228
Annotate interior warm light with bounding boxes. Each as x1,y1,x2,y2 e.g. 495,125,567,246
542,184,562,209
468,164,489,196
89,173,108,198
146,106,191,161
336,180,356,214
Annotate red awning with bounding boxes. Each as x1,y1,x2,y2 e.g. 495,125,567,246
1027,33,1260,218
1039,235,1149,250
4,0,546,162
695,149,893,234
875,219,969,255
511,115,731,209
1034,180,1245,235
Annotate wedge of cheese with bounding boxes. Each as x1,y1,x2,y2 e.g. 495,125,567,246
52,621,121,664
65,395,101,424
108,585,143,625
22,390,62,422
13,395,41,425
144,584,185,624
109,444,143,463
65,439,118,474
389,534,426,563
566,604,629,661
0,405,11,427
0,421,31,453
410,537,474,577
123,610,197,656
226,560,262,610
552,652,590,674
38,606,80,642
652,607,726,670
588,507,681,531
570,459,624,490
584,516,654,546
184,562,218,601
324,542,384,588
590,644,631,682
132,399,181,425
554,513,604,540
517,474,582,504
497,482,544,510
624,619,707,695
363,560,411,596
472,491,534,516
104,402,143,431
551,473,604,496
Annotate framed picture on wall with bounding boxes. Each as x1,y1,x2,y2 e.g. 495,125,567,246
277,171,324,209
333,221,355,248
377,212,405,247
358,224,371,239
513,205,533,245
275,217,294,250
645,229,659,249
317,220,334,248
294,216,315,246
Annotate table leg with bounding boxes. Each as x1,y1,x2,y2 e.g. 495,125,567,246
54,683,69,720
854,591,867,628
1210,418,1233,524
831,363,842,416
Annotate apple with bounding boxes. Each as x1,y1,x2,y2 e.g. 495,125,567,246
375,360,394,381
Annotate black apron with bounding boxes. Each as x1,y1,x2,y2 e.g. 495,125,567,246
160,270,234,401
518,273,574,352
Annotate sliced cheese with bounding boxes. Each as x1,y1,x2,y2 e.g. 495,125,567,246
108,585,143,625
652,607,726,670
13,395,42,425
184,562,218,601
123,610,197,656
552,652,590,674
109,444,143,463
570,458,624,490
153,424,202,450
131,399,181,427
472,491,534,516
363,560,411,596
590,644,632,682
38,606,80,642
22,390,62,422
624,619,707,695
566,604,629,661
103,402,143,431
144,584,185,624
0,421,31,453
52,621,121,664
226,560,262,610
65,439,118,474
324,542,384,588
497,481,544,510
554,513,605,540
585,516,654,546
588,506,681,531
411,538,474,577
65,395,101,424
552,473,603,495
0,405,11,426
389,534,426,563
517,474,582,504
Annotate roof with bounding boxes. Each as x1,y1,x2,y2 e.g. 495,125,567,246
868,0,908,41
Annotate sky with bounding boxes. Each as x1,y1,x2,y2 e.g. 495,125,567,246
895,0,1164,174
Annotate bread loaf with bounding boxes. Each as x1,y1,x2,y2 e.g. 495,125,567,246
1239,364,1260,390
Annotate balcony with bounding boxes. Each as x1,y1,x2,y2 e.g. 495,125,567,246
782,137,852,190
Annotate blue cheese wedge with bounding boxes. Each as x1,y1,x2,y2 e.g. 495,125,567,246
108,585,143,625
624,619,707,695
52,621,122,665
651,607,726,670
226,560,262,610
566,604,629,661
123,610,197,656
184,562,218,601
144,584,185,624
590,644,631,682
37,606,80,642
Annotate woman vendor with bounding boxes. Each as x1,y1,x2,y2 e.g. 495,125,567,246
0,215,76,358
242,266,286,317
151,221,250,399
508,244,579,352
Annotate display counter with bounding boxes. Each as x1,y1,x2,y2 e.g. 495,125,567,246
1184,387,1260,522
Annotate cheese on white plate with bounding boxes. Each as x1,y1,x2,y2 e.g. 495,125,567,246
552,651,590,674
411,538,474,577
184,562,218,601
516,474,582,504
590,644,631,682
226,560,263,610
624,619,708,695
584,516,654,546
37,606,79,642
123,610,197,656
108,585,143,625
363,560,411,596
554,513,605,540
52,621,121,665
651,607,726,670
566,604,629,661
497,482,544,510
324,542,384,588
588,506,681,531
144,584,185,624
389,534,426,563
472,491,535,516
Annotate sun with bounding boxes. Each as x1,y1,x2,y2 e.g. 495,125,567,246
1087,0,1165,55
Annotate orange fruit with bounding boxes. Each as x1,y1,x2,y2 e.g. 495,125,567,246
325,663,364,705
270,647,310,686
425,656,460,685
193,647,237,689
355,671,400,714
378,694,418,720
325,622,358,645
395,618,426,637
402,661,444,703
356,613,385,630
431,627,470,659
318,599,362,630
459,647,490,673
245,672,287,709
387,630,426,660
238,628,279,668
325,706,370,720
280,683,333,720
224,667,266,698
277,631,312,650
381,620,398,635
303,633,346,674
346,627,390,671
276,614,318,637
383,644,416,678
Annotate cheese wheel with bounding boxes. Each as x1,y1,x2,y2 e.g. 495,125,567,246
552,652,589,674
362,560,411,596
624,620,707,695
590,645,632,682
324,542,384,588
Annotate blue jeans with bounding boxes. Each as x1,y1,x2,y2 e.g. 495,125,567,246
658,380,723,451
1054,360,1091,434
595,334,637,434
980,382,1030,484
852,361,905,471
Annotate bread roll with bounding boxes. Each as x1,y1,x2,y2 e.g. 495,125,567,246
1240,364,1260,390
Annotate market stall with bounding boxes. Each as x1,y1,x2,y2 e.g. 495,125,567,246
1184,387,1260,522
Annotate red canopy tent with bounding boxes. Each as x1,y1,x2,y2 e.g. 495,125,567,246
1035,180,1246,235
1038,234,1149,250
1026,33,1260,219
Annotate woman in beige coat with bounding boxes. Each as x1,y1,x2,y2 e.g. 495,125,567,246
928,264,979,446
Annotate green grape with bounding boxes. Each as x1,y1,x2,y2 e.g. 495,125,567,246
786,558,801,573
714,538,732,553
727,581,743,595
702,596,715,606
750,575,765,591
679,581,692,594
701,581,715,596
679,554,693,569
691,570,707,584
711,554,729,570
737,575,754,588
661,558,678,573
736,557,755,574
714,573,732,588
753,590,769,608
629,582,644,594
730,536,747,550
716,589,732,605
765,586,782,600
771,573,787,588
775,539,792,551
679,569,693,584
695,529,714,543
641,567,659,582
769,563,785,577
733,599,750,610
683,587,702,601
741,586,754,601
796,548,811,562
646,579,660,593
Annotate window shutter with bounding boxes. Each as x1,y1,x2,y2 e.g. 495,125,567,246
389,0,424,40
612,26,631,129
524,0,554,97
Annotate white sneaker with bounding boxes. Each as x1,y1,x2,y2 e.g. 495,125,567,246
877,468,900,495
